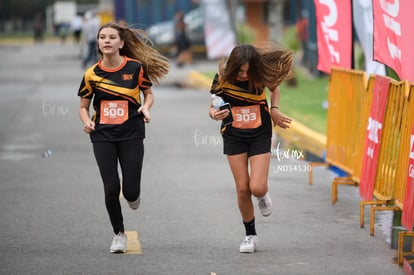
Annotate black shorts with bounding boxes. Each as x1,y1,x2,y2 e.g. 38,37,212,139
223,136,271,157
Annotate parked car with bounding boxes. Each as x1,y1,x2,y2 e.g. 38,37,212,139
146,8,205,47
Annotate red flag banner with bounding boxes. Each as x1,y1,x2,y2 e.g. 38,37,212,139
373,0,414,82
402,128,414,230
314,0,352,73
359,76,390,201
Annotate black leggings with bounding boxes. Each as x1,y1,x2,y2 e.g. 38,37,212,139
93,138,144,234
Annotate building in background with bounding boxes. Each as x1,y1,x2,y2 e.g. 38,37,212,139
113,0,318,73
45,0,113,35
114,0,197,28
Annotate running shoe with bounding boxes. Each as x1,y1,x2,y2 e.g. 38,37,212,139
239,235,258,253
258,192,272,217
128,196,140,210
110,232,127,253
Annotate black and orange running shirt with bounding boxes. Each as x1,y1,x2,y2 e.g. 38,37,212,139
209,73,272,140
78,56,152,142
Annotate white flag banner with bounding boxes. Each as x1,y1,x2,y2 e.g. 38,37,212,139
352,0,386,77
201,0,237,59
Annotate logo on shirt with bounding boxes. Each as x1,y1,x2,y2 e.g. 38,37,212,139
122,74,133,81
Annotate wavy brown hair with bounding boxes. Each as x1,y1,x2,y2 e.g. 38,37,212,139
97,22,170,84
218,43,293,91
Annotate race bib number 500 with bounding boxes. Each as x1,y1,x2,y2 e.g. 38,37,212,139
100,100,128,125
232,105,262,129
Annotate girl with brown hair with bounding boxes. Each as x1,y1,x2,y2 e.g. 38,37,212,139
209,43,293,253
78,22,169,253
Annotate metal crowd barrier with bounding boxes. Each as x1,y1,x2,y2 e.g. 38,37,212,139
360,79,408,236
308,68,414,268
331,75,375,204
397,84,414,266
308,68,369,203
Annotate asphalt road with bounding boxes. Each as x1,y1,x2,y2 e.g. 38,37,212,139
0,42,403,274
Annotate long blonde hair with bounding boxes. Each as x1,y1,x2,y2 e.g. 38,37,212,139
218,43,293,91
97,23,170,84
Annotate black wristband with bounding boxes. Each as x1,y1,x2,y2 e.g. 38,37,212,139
271,106,279,110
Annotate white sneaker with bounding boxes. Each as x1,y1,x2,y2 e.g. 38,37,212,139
128,197,140,210
110,232,127,253
239,235,258,253
258,192,272,217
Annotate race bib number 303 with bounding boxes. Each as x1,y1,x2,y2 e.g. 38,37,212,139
100,100,128,125
232,105,262,129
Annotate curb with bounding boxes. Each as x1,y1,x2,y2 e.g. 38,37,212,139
187,70,214,89
274,121,326,158
187,70,327,159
